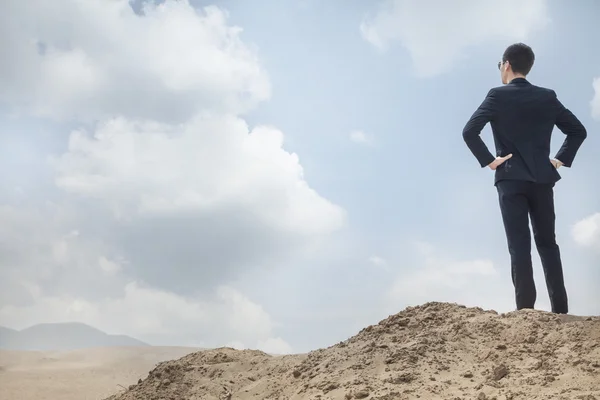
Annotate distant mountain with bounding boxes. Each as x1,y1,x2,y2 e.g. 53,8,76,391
0,322,149,351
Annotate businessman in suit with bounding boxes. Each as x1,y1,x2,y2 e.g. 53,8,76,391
462,43,587,314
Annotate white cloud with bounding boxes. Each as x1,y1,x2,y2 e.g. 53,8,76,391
98,257,122,276
0,281,292,353
53,115,345,237
592,77,600,120
360,0,549,77
39,113,346,295
256,337,294,355
368,255,390,271
0,0,270,122
0,204,117,305
387,241,502,310
572,213,600,248
350,130,374,145
0,0,345,294
0,0,344,351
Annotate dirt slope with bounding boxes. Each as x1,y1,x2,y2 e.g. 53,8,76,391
106,302,600,400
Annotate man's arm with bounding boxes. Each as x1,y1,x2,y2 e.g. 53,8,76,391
553,91,587,167
462,89,497,168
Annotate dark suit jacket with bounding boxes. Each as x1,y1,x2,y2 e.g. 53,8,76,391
462,78,587,185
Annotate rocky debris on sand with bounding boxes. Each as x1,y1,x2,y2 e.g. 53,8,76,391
106,302,600,400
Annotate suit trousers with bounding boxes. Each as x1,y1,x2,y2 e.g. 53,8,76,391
496,180,568,314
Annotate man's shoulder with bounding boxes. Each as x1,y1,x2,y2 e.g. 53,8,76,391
488,83,556,97
487,85,514,96
490,84,555,94
530,84,557,96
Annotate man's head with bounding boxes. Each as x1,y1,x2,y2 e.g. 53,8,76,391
498,43,535,84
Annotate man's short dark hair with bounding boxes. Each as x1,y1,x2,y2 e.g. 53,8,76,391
502,43,535,75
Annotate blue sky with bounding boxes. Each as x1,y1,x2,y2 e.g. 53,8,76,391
0,0,598,354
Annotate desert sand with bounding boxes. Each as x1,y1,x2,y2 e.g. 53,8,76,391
0,346,201,400
107,302,600,400
2,302,599,400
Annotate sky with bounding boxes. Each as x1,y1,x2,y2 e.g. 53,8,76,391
0,0,598,355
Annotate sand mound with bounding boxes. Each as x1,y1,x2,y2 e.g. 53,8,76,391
106,302,600,400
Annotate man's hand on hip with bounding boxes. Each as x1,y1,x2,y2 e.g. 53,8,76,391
488,154,513,170
550,159,563,169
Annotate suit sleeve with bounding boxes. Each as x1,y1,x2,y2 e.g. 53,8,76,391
552,91,587,168
462,89,497,168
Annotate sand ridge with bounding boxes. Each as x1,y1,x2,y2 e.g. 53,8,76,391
106,302,600,400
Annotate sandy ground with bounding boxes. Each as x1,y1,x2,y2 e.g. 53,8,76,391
108,303,600,400
0,346,200,400
2,303,599,400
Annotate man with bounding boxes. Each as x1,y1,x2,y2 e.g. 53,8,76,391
462,43,587,314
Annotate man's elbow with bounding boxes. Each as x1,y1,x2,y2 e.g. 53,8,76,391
462,129,480,149
572,117,587,140
462,127,473,142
